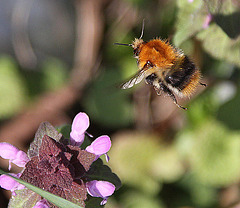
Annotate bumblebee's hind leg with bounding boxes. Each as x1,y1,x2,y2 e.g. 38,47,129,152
159,82,187,110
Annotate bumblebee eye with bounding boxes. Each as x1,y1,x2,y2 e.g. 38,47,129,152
134,48,140,56
165,76,173,84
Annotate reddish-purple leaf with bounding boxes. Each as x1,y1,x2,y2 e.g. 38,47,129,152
20,135,96,207
67,145,96,178
28,122,63,159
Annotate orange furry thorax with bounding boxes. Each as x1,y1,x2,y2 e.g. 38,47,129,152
132,38,182,69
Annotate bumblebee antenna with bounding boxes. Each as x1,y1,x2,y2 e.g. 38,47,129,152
139,19,145,39
114,19,145,46
114,43,131,46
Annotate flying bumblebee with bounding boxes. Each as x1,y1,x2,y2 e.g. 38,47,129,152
115,22,206,110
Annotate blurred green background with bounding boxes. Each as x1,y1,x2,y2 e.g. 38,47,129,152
0,0,240,207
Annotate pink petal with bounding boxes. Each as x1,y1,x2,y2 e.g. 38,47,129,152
70,112,90,145
0,173,22,191
0,143,29,170
0,143,20,160
33,199,50,208
86,135,111,156
13,150,30,167
70,131,85,144
203,14,212,29
86,180,115,198
71,112,89,135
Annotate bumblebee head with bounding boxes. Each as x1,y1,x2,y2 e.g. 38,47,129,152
114,19,145,50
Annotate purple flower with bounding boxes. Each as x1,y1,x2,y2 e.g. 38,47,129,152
86,135,111,162
70,112,112,162
0,173,25,195
33,199,50,208
0,143,28,195
203,14,212,29
70,112,90,146
86,180,115,205
0,142,29,170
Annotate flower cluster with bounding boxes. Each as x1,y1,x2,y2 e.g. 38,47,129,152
0,112,118,208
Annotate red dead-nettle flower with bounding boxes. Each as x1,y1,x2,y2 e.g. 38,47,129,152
202,14,212,29
71,113,111,163
0,142,29,170
0,112,120,208
86,180,115,205
70,112,90,146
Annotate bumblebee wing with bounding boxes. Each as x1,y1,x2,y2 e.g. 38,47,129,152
120,69,145,89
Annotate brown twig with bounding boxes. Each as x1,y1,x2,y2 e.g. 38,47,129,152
11,0,37,69
70,0,104,89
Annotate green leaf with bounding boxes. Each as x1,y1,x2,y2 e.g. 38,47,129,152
0,169,83,208
205,0,236,15
185,80,236,128
122,0,151,8
8,189,41,208
174,0,240,46
217,89,240,130
177,121,240,186
41,58,68,91
196,24,240,67
151,146,184,183
108,132,162,195
185,88,219,127
84,69,134,128
122,191,165,208
179,173,218,207
191,182,217,207
86,159,122,190
213,12,240,39
173,0,207,46
0,56,27,119
85,197,103,208
56,124,71,139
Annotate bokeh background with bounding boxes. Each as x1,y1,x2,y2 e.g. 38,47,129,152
0,0,240,207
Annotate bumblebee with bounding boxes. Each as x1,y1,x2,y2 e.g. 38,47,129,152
115,23,206,110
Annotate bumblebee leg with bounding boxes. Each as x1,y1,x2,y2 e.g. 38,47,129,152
199,82,207,87
145,73,162,95
159,82,187,110
153,85,162,95
145,73,158,85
